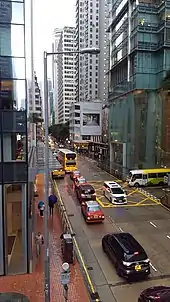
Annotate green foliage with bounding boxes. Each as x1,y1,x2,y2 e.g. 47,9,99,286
49,122,69,142
29,113,43,123
161,70,170,90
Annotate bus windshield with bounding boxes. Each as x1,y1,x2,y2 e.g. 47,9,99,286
66,153,76,160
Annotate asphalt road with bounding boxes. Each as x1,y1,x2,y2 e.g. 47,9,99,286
55,155,170,302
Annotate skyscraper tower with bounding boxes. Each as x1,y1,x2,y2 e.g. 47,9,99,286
75,0,109,103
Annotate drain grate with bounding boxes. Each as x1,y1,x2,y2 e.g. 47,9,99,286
87,266,93,271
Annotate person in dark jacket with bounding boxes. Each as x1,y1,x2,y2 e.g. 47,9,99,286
48,194,57,215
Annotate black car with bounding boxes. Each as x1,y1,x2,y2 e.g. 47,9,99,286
138,286,170,301
102,232,150,279
76,184,96,203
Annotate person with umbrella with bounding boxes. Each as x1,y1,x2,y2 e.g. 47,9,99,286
48,194,57,215
38,200,45,217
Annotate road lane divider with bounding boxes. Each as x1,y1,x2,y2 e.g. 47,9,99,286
52,179,101,302
149,221,157,228
167,235,170,239
150,263,157,272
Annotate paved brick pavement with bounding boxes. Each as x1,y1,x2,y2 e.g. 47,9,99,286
0,174,89,302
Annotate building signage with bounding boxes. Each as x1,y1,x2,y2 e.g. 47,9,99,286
83,113,100,126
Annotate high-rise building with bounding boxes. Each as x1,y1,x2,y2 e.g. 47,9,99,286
0,0,33,275
75,0,109,103
53,28,62,124
108,0,170,174
28,73,43,121
48,78,55,126
57,26,76,124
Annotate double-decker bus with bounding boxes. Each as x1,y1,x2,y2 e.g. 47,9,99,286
58,149,77,172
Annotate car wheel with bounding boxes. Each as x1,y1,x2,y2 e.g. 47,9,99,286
159,182,164,186
110,198,112,203
116,264,121,277
134,182,139,188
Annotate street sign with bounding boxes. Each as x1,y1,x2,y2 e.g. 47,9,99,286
60,272,70,285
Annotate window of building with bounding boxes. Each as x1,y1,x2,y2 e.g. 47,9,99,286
75,105,80,110
75,112,80,117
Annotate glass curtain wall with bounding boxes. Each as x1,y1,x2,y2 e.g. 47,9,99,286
0,0,28,275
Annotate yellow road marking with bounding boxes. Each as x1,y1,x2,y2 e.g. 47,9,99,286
127,190,138,196
137,190,161,205
96,198,104,207
136,197,149,205
53,180,99,300
101,203,159,208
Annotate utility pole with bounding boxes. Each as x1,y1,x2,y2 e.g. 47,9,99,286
43,51,51,301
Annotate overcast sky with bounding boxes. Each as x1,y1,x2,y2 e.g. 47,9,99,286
34,0,76,80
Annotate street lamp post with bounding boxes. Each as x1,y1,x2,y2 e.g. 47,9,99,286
43,47,100,302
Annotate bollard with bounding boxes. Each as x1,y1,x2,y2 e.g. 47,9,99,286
60,262,70,302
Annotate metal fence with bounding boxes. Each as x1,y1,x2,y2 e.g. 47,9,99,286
95,159,129,181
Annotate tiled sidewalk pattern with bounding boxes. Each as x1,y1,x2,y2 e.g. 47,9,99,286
0,174,89,302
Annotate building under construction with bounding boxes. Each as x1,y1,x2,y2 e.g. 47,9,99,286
108,0,170,176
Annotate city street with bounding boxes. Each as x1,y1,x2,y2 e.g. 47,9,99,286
55,155,170,302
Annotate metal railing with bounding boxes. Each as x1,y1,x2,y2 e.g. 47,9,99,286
52,179,101,302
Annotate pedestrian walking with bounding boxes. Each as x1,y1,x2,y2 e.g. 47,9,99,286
48,194,57,215
38,200,45,217
35,232,44,257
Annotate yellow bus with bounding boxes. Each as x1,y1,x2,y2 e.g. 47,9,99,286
127,168,170,187
58,149,77,172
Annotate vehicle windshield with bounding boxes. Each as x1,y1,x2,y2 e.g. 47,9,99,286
66,153,76,160
129,172,132,179
88,206,100,212
82,188,95,194
111,188,124,194
74,171,80,175
66,162,76,166
124,252,147,262
78,178,86,183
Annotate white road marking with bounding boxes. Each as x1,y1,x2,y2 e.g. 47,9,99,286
150,263,157,272
118,227,124,232
167,235,170,239
149,221,157,228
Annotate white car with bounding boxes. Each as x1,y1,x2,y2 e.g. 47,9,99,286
103,181,127,204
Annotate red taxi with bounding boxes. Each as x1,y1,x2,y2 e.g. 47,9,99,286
70,170,81,180
75,176,87,188
81,200,105,223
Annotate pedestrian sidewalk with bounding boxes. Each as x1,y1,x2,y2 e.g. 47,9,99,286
0,174,89,302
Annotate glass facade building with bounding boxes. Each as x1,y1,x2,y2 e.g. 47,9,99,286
108,0,170,174
0,0,32,275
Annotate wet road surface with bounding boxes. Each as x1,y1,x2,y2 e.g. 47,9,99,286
55,156,170,302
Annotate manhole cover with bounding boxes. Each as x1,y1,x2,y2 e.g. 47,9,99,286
0,292,30,301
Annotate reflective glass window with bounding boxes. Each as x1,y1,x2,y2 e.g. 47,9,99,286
0,1,24,24
0,57,25,79
0,79,26,110
3,132,27,162
4,183,27,274
0,24,24,57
